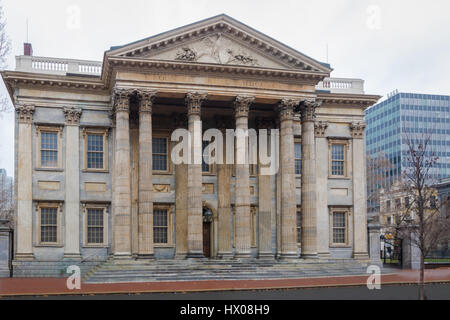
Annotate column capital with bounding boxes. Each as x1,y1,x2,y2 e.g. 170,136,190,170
350,121,366,139
15,105,35,124
314,120,329,138
277,98,300,122
300,99,321,122
63,107,83,126
137,89,158,113
234,95,254,118
113,87,132,112
185,91,207,116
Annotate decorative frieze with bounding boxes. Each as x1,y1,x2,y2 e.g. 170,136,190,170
300,99,321,122
153,184,171,193
137,89,158,113
15,105,35,124
350,121,366,139
234,95,254,118
63,107,83,125
185,92,207,116
314,121,329,137
277,98,299,122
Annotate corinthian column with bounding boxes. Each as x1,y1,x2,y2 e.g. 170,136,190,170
185,92,207,258
137,89,157,258
63,107,83,260
278,98,299,259
112,88,132,258
15,105,35,260
234,95,254,258
350,122,369,260
300,99,320,258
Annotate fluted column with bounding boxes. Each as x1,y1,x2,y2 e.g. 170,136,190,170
186,92,207,258
112,88,132,258
15,105,35,260
315,121,331,258
137,90,157,258
278,99,299,258
63,107,83,260
234,95,254,258
300,99,320,258
350,122,370,260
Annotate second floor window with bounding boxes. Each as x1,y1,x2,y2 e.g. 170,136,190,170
152,137,168,171
87,134,104,169
41,132,58,167
331,144,345,176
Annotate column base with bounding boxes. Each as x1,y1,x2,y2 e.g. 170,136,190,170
234,252,252,259
14,253,34,261
278,252,299,259
136,253,154,260
62,253,82,261
113,253,133,260
301,253,319,259
258,252,275,260
186,252,204,259
217,251,234,259
353,252,370,260
175,252,187,260
317,252,331,259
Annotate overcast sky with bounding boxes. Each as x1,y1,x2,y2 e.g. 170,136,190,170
0,0,449,176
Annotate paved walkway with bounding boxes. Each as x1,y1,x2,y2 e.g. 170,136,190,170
0,268,449,297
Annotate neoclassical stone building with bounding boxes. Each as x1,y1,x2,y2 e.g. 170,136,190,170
2,15,380,276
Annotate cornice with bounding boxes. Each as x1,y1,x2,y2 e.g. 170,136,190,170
316,92,381,108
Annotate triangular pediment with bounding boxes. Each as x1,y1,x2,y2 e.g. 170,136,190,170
107,14,332,73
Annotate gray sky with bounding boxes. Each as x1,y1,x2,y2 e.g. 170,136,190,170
0,0,449,176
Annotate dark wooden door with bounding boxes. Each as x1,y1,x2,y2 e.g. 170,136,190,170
203,222,211,258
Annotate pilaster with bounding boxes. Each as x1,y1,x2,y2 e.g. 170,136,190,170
63,107,82,260
350,121,369,260
15,105,35,260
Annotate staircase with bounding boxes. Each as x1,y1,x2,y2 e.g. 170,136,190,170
84,258,376,284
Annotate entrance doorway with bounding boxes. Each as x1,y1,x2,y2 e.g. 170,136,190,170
202,207,213,258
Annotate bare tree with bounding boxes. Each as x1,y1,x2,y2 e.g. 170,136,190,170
0,2,11,113
396,133,450,300
0,173,13,226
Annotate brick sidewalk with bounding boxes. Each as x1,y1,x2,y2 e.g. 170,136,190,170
0,268,449,297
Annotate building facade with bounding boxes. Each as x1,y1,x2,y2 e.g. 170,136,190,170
2,15,380,275
365,92,450,213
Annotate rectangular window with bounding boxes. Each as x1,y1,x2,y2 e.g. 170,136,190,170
153,209,168,244
331,144,345,176
296,209,301,244
332,211,347,244
87,134,104,169
294,142,302,175
87,208,104,244
40,207,58,244
83,128,108,171
395,198,401,209
152,137,168,171
40,132,58,167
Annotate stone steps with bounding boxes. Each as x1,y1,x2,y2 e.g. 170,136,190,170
84,258,373,284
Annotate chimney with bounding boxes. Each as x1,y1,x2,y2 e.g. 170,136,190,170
24,43,33,56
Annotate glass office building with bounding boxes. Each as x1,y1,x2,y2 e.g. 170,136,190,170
365,92,450,212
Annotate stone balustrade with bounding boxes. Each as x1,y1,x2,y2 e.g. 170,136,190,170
316,77,365,94
15,55,102,76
